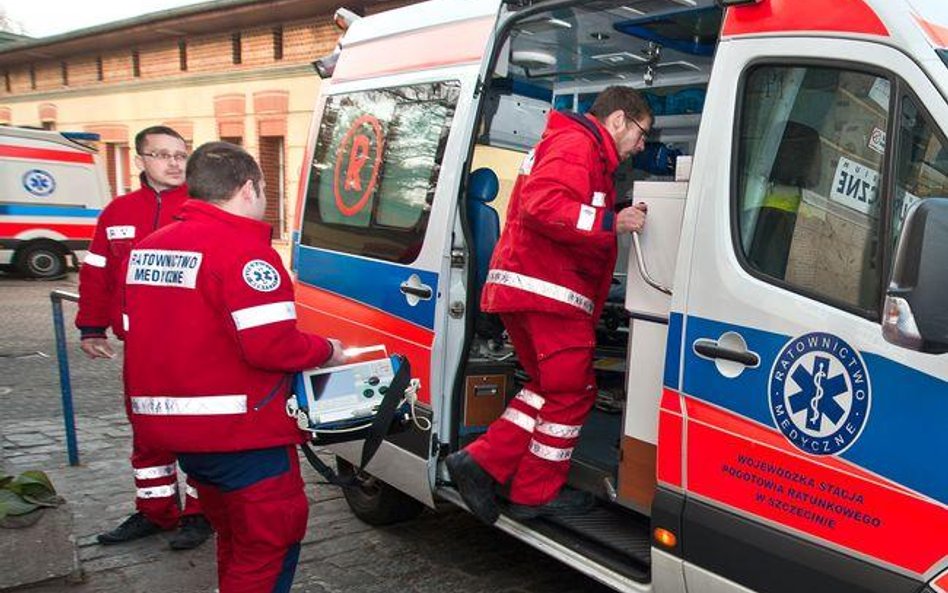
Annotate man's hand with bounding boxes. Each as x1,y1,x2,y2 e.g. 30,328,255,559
616,202,648,234
80,337,115,360
326,338,348,367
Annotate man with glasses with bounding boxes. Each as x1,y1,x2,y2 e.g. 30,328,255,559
76,125,213,550
447,86,651,524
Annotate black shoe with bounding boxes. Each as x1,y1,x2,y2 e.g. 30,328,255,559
445,451,499,525
97,512,162,545
505,488,596,521
169,515,214,551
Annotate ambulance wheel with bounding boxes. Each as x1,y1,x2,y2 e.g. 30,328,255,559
336,457,425,525
15,242,67,279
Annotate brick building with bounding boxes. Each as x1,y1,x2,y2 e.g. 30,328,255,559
0,0,413,253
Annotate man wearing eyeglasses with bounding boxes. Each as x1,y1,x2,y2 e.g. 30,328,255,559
447,86,652,524
76,125,212,550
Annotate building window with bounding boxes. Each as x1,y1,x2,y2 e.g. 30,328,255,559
273,26,283,61
42,121,55,131
96,56,104,81
259,135,285,238
29,65,36,90
4,71,10,93
132,50,141,77
220,136,242,146
61,62,68,86
179,40,188,71
232,32,242,65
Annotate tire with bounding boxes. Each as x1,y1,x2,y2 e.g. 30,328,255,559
14,242,67,279
335,457,426,526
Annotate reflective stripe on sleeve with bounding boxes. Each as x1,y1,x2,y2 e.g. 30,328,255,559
130,395,247,416
536,419,582,439
500,408,536,433
84,252,107,268
133,463,176,480
515,389,545,410
486,270,594,315
122,314,129,332
186,485,199,499
136,485,176,499
528,440,574,462
231,301,296,330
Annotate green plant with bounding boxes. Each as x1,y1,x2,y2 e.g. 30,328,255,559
0,471,64,522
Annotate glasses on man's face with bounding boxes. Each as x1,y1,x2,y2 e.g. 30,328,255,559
140,151,189,163
626,116,650,141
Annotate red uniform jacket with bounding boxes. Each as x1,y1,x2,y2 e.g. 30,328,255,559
481,111,620,321
75,177,189,339
123,200,333,453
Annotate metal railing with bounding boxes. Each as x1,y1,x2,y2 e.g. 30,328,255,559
50,290,80,466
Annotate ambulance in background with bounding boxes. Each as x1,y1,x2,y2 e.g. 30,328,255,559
292,1,948,592
0,126,109,278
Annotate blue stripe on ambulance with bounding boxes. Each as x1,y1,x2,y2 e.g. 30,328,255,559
682,314,947,504
0,204,101,217
294,246,438,331
664,312,684,390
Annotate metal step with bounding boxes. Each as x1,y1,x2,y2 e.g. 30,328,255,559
503,502,652,583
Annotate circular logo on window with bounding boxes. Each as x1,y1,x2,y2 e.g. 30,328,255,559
769,332,871,456
242,260,281,292
332,114,384,217
23,169,56,197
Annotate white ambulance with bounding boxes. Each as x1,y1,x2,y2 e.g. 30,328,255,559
0,126,109,278
292,1,948,592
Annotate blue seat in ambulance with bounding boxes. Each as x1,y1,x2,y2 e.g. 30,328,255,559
466,168,500,295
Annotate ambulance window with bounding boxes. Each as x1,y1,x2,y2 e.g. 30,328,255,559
736,65,890,316
300,81,461,263
890,95,948,242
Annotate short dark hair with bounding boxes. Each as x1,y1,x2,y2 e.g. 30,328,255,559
588,86,653,126
186,141,262,203
135,126,186,155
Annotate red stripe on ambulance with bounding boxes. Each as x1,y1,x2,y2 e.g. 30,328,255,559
0,145,94,164
722,0,889,38
685,396,947,575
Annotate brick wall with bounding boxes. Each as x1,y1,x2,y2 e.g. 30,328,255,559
0,10,367,99
140,41,182,78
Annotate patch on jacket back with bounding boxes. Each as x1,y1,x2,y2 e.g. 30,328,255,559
126,249,203,288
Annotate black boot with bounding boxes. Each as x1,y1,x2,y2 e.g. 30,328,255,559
97,512,162,545
168,514,214,550
446,451,499,525
505,488,596,521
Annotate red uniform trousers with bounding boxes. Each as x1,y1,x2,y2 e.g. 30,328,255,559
132,445,202,529
177,446,308,593
466,312,597,506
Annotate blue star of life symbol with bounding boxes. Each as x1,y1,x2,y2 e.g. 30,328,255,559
23,169,56,197
787,355,848,432
769,332,871,456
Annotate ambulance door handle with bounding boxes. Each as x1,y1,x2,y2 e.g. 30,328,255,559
693,335,760,369
399,273,433,306
400,285,432,299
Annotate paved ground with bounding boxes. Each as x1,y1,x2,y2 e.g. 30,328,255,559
0,273,612,593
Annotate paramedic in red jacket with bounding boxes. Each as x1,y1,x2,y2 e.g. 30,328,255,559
123,141,346,593
75,125,212,549
447,87,651,524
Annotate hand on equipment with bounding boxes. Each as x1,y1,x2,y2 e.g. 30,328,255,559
616,202,648,234
326,338,348,366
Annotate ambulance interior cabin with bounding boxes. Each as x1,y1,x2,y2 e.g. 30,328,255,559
459,0,717,567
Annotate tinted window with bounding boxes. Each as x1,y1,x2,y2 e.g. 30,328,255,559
736,66,891,315
301,81,461,263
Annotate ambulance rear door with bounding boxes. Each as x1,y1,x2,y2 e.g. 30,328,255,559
292,0,502,506
668,5,948,593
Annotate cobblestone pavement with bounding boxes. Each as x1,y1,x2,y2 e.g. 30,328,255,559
0,274,612,593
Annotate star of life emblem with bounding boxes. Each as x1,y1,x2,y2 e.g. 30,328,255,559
242,259,280,292
769,332,871,456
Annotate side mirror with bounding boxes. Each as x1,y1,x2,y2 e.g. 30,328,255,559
883,197,948,353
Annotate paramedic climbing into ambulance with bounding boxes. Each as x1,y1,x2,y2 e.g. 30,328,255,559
447,86,651,524
75,125,213,549
122,141,347,593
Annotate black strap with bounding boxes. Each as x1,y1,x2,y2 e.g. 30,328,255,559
299,354,412,487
